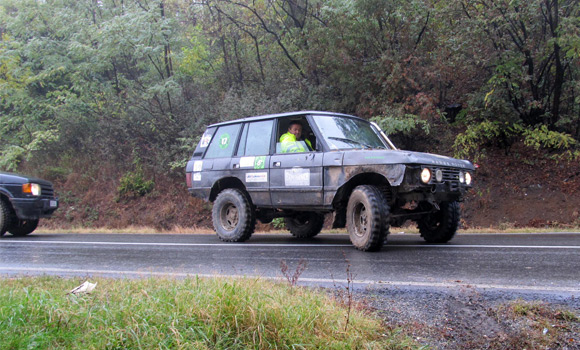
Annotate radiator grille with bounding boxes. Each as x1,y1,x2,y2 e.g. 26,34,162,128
430,167,461,186
40,184,55,198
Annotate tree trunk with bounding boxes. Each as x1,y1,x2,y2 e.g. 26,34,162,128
547,0,564,128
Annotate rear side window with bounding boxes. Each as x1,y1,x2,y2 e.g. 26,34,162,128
204,124,241,159
237,120,274,156
193,127,216,157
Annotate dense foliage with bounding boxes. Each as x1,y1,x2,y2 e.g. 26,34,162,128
1,0,579,177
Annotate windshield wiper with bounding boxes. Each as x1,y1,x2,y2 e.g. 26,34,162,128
328,137,374,149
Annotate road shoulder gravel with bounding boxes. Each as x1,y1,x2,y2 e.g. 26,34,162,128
350,285,580,349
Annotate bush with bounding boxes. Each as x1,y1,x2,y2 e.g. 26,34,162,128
117,165,155,199
454,121,579,161
371,107,430,137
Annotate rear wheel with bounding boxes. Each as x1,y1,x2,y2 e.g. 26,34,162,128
9,219,39,236
286,212,325,238
212,189,256,242
346,185,389,251
0,200,13,237
418,201,460,243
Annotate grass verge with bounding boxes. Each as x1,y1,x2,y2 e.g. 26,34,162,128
0,276,420,350
34,225,580,235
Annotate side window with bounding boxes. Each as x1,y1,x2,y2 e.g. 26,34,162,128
204,124,241,159
276,118,316,153
193,127,216,157
238,120,274,156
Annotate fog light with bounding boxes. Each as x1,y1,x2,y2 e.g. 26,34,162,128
421,168,432,183
435,169,443,182
23,183,41,196
465,172,472,185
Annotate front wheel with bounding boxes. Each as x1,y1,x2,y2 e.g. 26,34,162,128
0,200,14,237
346,185,389,252
418,201,460,243
286,212,325,238
212,188,256,242
9,219,39,236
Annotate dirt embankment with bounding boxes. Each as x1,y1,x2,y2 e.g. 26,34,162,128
461,145,580,230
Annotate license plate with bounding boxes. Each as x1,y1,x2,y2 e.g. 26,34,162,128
50,200,57,208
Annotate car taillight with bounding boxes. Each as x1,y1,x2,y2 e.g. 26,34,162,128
186,173,192,188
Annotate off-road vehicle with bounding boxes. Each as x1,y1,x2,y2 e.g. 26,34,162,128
186,111,474,251
0,172,59,236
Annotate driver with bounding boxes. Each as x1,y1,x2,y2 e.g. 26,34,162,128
280,121,312,153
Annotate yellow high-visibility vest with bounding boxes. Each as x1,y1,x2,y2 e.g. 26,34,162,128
280,132,312,153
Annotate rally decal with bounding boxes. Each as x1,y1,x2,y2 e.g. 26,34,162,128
285,168,310,186
240,157,255,168
246,172,268,183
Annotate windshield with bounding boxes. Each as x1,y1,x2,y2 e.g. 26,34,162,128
314,115,391,150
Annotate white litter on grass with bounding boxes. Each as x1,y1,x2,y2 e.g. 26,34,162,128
68,281,97,295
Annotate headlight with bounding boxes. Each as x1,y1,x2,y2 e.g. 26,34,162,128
459,172,465,183
465,172,472,185
23,183,42,196
420,168,431,183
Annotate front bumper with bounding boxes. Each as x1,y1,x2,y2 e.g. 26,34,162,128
10,197,59,219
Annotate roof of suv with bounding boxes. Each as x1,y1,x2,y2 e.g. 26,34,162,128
208,110,360,128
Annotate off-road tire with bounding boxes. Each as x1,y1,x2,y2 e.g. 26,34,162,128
346,185,390,251
0,199,13,237
286,212,325,238
418,201,460,243
212,188,256,242
8,219,39,236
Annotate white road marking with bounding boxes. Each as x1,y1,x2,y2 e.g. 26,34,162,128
391,244,580,249
1,266,578,293
1,240,580,249
1,240,352,248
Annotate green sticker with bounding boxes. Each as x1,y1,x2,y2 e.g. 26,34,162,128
254,156,266,169
219,133,230,149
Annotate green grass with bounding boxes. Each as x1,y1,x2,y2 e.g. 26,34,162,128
34,224,580,235
0,276,420,350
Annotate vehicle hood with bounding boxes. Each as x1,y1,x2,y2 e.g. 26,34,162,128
342,149,475,170
0,171,53,186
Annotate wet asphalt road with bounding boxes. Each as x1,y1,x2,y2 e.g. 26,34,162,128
0,232,579,293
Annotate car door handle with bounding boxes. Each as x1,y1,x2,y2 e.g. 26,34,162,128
273,162,281,167
233,164,239,169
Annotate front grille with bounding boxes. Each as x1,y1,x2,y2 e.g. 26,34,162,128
441,168,460,183
41,184,55,198
429,167,461,185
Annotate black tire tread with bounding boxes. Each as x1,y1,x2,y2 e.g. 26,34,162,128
347,185,390,252
286,212,325,238
212,188,256,242
418,201,460,243
0,199,12,237
9,219,39,236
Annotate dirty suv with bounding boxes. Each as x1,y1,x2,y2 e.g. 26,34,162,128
185,111,474,251
1,172,59,236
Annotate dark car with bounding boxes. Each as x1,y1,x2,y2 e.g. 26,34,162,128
185,111,474,251
0,172,59,236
